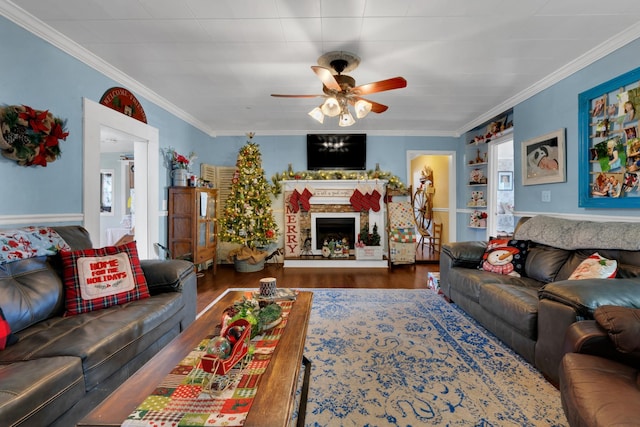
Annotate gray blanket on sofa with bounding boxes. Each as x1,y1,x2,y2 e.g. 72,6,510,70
514,215,640,251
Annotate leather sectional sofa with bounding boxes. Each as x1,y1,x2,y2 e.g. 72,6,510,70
0,226,197,427
439,215,640,384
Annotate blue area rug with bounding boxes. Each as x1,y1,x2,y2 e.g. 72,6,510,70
299,289,566,426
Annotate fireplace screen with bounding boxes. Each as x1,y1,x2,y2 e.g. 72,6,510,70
315,217,356,250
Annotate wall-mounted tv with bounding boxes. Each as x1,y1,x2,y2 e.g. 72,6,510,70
306,134,366,170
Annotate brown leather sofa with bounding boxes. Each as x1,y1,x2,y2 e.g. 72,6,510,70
0,226,197,427
439,215,640,384
559,305,640,426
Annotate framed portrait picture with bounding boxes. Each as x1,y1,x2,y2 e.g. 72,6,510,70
578,66,640,208
521,129,566,186
498,171,513,191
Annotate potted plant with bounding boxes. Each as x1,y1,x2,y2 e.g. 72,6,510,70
219,133,278,272
355,223,383,260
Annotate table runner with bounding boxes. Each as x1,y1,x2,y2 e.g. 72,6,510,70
121,299,294,427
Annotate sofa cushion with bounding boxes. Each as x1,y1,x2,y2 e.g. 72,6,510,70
0,357,85,427
60,241,150,316
594,305,640,354
0,256,65,333
480,284,539,339
569,253,617,280
479,238,529,277
0,306,18,349
448,266,542,303
0,292,184,391
525,243,571,283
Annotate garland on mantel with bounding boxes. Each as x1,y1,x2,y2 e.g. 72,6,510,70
271,168,407,196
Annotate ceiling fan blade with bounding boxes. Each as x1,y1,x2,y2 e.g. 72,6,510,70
271,94,323,98
351,77,407,95
350,97,388,113
311,66,342,92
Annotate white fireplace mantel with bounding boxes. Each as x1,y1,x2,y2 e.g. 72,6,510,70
282,180,389,268
282,179,388,205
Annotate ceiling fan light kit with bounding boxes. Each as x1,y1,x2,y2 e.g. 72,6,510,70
354,99,372,119
320,97,341,117
272,51,407,127
308,107,324,123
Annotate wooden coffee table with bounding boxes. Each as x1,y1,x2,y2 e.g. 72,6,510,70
78,290,313,427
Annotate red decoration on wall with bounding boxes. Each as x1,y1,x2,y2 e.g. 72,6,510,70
99,87,147,123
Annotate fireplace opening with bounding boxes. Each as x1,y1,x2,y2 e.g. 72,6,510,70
315,217,356,250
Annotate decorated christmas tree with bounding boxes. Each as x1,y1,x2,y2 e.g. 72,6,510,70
219,133,278,250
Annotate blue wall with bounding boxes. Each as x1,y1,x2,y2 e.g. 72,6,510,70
514,37,640,217
201,134,456,179
0,16,211,220
2,15,640,246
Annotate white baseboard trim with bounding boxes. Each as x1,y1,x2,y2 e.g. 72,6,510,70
0,213,84,227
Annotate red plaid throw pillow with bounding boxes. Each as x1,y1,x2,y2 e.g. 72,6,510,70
60,241,150,316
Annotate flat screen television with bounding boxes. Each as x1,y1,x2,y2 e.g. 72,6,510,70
306,134,366,170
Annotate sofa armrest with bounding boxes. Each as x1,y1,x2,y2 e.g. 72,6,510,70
441,241,487,268
538,278,640,319
563,320,612,355
564,315,640,368
439,241,486,298
140,259,195,294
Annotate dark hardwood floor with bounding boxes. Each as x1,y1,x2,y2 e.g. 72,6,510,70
196,256,440,313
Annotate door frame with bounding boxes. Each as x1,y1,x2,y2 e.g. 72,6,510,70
83,98,159,259
406,150,457,242
487,134,514,237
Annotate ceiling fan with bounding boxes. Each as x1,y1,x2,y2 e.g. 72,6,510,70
271,51,407,126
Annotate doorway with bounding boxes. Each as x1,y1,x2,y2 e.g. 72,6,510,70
488,136,515,237
406,150,456,250
83,98,159,259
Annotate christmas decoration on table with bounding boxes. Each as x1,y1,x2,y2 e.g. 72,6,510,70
219,133,278,263
271,168,406,196
0,104,69,167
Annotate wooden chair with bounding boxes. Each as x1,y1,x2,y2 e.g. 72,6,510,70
428,222,442,253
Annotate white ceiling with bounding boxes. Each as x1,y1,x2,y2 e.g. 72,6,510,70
4,0,640,137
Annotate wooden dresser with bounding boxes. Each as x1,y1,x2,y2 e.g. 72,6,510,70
168,187,218,272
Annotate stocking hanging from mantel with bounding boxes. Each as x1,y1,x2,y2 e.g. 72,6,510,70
299,187,313,211
288,189,300,213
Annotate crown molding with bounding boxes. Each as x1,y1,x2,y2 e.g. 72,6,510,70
0,1,217,137
456,21,640,136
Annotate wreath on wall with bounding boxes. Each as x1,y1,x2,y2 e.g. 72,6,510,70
0,105,69,167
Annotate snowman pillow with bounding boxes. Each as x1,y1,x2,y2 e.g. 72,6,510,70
479,238,530,277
